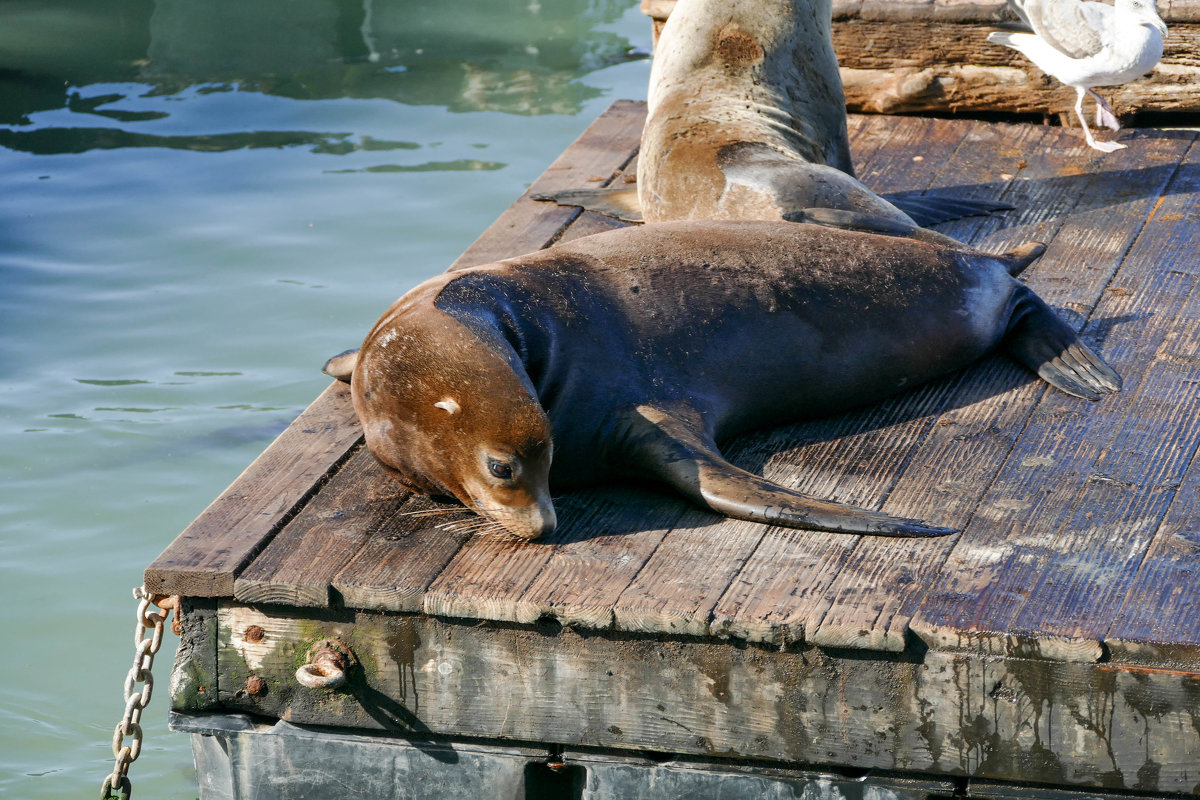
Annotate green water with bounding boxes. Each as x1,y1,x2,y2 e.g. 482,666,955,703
0,1,650,795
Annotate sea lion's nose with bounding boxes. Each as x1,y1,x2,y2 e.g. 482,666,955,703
533,498,557,538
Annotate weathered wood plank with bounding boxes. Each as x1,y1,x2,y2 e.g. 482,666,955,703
804,122,1157,653
449,99,643,270
1107,442,1200,665
331,494,475,614
912,138,1200,661
422,487,680,625
835,23,1200,119
510,488,691,629
212,603,1200,795
144,381,362,597
232,446,409,607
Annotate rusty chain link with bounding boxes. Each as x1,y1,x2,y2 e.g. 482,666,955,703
101,587,178,800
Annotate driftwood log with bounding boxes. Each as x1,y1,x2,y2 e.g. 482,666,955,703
641,0,1200,119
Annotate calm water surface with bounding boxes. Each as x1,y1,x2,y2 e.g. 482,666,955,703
0,1,650,795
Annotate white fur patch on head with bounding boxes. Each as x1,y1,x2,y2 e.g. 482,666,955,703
434,398,461,415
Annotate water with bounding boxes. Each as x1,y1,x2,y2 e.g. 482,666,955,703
0,1,651,795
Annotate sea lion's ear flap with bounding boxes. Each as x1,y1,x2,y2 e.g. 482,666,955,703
322,348,359,383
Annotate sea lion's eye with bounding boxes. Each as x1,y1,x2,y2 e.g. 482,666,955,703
488,460,514,480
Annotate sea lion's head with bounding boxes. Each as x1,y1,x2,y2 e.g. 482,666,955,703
335,300,556,539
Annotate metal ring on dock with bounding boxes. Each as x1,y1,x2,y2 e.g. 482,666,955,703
295,639,353,689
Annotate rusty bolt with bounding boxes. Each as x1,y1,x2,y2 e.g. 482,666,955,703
245,676,267,696
244,625,265,643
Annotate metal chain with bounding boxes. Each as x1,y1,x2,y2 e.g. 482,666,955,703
101,587,178,800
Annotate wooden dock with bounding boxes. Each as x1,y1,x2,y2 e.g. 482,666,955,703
151,102,1200,797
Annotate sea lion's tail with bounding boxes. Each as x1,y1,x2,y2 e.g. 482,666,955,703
625,406,956,538
997,241,1046,276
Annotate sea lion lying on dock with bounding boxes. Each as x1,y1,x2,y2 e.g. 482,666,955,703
541,0,1006,233
325,220,1119,540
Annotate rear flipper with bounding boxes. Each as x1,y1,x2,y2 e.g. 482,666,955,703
625,406,956,537
323,348,359,383
1004,288,1121,400
884,192,1015,227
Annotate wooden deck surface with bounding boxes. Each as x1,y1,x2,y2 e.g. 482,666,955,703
148,101,1200,671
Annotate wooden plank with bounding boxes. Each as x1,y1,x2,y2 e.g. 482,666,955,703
804,122,1170,653
143,381,362,597
449,99,643,270
230,447,400,607
211,603,1200,795
509,488,691,629
233,449,423,607
1107,442,1200,665
422,487,677,625
912,137,1200,661
835,23,1200,119
710,379,964,646
331,491,475,613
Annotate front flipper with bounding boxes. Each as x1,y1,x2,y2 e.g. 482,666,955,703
532,186,643,223
1004,288,1121,400
626,406,955,537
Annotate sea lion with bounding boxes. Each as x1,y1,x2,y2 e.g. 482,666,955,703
326,219,1119,540
540,0,1007,233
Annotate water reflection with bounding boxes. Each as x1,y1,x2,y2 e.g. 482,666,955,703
0,0,644,153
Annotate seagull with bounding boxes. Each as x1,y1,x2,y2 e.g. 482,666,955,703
988,0,1168,152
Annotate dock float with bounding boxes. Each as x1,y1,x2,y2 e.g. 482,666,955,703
148,101,1200,799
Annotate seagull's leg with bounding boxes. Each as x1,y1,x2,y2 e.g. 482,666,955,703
1075,87,1125,153
1087,88,1122,131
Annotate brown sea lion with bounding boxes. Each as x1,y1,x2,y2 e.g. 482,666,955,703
326,220,1119,540
540,0,1006,233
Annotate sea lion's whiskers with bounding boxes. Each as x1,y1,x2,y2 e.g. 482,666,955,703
437,516,518,539
399,506,467,519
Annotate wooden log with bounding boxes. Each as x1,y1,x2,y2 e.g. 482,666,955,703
641,0,1200,118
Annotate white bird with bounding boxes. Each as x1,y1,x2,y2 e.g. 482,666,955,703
988,0,1168,152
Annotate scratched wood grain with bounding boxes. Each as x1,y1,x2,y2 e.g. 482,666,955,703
911,135,1200,661
804,122,1181,653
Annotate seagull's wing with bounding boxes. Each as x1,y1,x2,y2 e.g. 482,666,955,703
1022,0,1109,58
